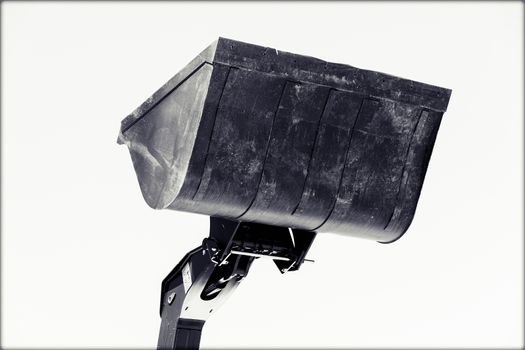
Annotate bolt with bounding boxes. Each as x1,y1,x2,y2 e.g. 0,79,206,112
167,292,176,305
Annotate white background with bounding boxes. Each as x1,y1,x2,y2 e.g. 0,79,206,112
2,2,523,348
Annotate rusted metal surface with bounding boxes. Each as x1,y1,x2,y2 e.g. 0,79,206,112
118,37,451,243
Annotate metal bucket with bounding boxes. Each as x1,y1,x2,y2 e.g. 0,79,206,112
118,37,451,243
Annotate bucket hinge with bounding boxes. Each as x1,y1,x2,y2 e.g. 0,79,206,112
157,216,316,350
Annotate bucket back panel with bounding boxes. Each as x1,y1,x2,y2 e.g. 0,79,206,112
191,67,287,217
291,90,364,230
237,82,331,226
381,109,443,241
319,99,422,239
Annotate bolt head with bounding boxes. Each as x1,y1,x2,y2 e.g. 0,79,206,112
167,292,176,305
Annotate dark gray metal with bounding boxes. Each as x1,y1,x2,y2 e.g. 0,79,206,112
118,37,451,243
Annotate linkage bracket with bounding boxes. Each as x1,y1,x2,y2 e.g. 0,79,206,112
157,217,316,350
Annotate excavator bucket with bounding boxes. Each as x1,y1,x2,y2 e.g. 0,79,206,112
117,38,451,349
118,37,450,243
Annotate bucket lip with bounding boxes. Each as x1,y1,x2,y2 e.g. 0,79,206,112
213,37,451,113
118,37,452,145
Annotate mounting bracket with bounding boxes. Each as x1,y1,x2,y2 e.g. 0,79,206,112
157,217,316,350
